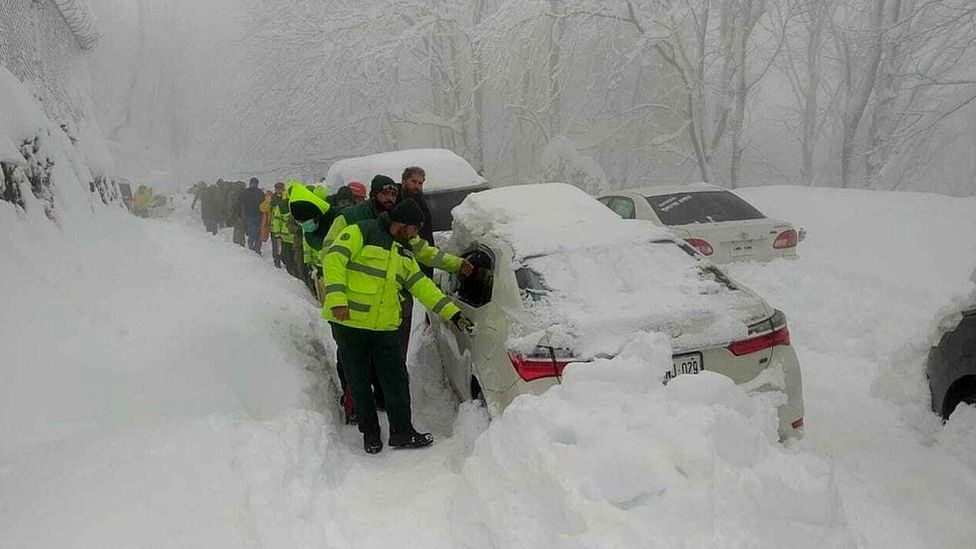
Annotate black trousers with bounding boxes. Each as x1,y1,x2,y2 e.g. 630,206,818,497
331,323,411,436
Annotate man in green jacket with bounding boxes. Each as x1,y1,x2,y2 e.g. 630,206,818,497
324,199,474,454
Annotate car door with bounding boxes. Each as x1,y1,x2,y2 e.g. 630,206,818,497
435,245,497,398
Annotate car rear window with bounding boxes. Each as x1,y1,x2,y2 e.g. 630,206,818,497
645,191,765,225
427,186,488,231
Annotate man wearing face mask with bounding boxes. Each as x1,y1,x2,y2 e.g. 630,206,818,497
324,198,474,454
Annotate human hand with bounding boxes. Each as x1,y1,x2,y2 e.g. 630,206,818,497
459,259,475,277
451,312,475,334
332,306,350,321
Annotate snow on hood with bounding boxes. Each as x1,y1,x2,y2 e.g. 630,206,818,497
323,148,485,193
451,183,766,357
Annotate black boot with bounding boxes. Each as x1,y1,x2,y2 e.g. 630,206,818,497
363,431,383,454
389,428,433,449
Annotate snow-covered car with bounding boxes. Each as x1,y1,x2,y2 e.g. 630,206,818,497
926,271,976,419
323,148,490,231
431,183,805,439
598,183,802,264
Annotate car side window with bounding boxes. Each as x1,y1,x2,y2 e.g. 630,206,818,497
452,246,495,307
609,197,636,219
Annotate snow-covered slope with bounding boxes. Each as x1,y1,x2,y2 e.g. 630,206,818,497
2,182,976,547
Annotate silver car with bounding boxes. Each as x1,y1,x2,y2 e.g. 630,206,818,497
431,183,805,440
599,183,802,264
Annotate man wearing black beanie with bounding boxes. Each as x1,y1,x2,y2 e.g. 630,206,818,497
322,198,475,454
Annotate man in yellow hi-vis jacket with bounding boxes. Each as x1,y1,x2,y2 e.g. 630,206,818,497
323,198,474,454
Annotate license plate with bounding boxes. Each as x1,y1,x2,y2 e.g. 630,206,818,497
665,353,703,381
730,240,754,257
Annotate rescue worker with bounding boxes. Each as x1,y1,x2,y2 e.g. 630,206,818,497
269,182,292,271
241,177,266,254
260,190,272,244
324,198,474,453
322,176,472,420
287,182,333,297
132,185,153,218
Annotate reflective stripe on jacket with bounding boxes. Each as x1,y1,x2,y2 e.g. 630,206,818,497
322,202,463,274
322,216,460,331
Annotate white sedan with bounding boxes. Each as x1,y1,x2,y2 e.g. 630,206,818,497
431,183,805,440
598,183,801,263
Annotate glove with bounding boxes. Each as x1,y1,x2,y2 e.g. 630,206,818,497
451,312,475,334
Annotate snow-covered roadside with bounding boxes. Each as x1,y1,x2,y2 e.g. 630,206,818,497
728,186,976,548
3,182,976,548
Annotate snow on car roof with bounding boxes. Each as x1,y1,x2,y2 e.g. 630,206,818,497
452,182,671,257
323,148,486,194
451,183,764,357
620,182,728,197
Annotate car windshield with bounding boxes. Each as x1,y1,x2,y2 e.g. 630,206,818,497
426,186,487,231
645,191,765,225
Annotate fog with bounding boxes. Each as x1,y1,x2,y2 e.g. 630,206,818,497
88,0,976,195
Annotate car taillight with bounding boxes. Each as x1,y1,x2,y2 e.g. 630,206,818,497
507,347,577,382
791,417,804,430
727,326,791,356
773,229,797,249
685,238,714,256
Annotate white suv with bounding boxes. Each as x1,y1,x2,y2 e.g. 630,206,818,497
431,183,805,439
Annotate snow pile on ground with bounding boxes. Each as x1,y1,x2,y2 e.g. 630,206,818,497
726,185,976,548
323,148,485,193
452,332,852,548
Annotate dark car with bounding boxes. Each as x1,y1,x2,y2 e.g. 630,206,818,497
425,183,490,232
927,308,976,419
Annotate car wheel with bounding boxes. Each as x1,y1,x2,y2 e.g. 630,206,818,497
941,376,976,420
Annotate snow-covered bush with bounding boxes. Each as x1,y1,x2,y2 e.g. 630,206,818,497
536,136,609,196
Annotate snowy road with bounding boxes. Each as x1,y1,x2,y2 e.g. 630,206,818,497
2,187,976,548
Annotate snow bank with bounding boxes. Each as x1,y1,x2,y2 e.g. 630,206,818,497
452,333,853,547
0,66,119,220
323,148,485,193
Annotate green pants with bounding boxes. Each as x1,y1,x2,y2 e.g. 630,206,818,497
331,323,411,436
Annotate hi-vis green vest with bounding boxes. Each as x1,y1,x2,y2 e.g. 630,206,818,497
323,216,461,331
322,202,464,274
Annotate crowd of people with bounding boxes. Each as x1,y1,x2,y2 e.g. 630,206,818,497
190,168,475,454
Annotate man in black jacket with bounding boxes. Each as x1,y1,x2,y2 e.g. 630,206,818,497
396,166,475,361
241,177,266,254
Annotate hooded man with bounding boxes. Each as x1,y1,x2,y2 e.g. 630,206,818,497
323,198,474,453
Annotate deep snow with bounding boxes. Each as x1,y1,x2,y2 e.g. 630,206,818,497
2,182,976,548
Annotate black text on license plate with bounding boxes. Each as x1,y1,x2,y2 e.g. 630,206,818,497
731,241,754,256
666,353,703,381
